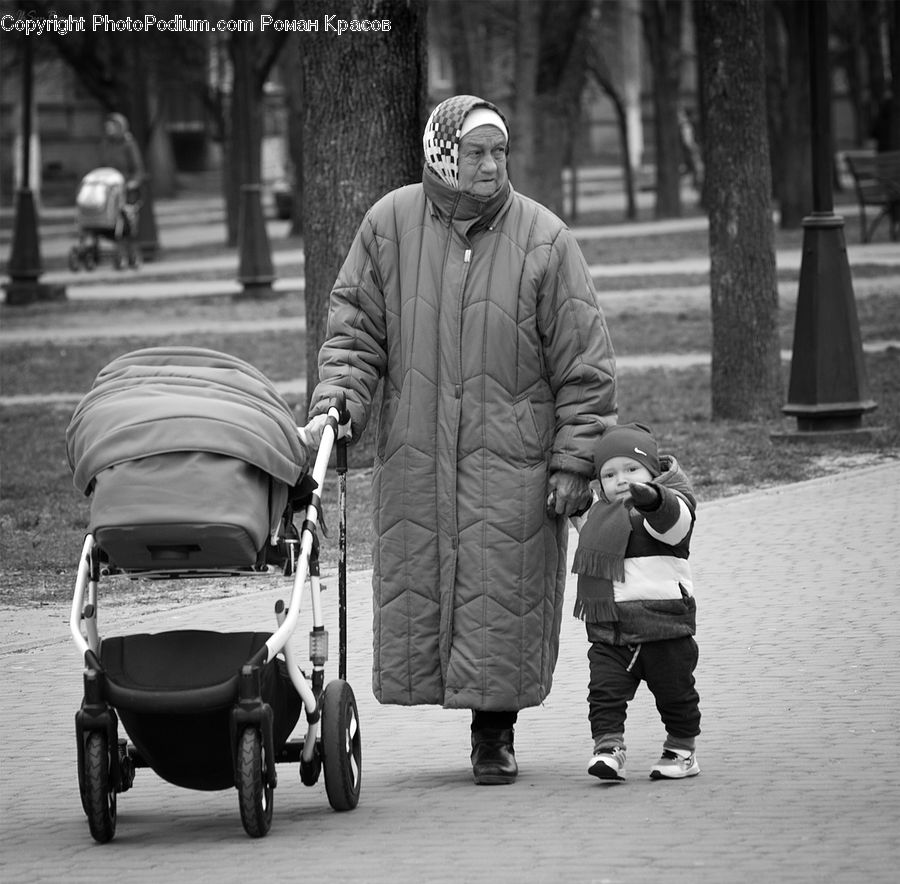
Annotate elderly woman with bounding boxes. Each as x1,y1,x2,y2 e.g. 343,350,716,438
304,95,617,785
100,112,145,200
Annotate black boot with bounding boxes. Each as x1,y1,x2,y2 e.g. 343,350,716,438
471,727,518,785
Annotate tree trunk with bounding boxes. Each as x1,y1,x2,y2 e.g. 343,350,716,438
441,0,484,95
859,0,887,141
118,0,160,258
621,0,645,175
595,80,638,221
528,0,591,216
437,0,587,218
513,0,540,195
764,5,786,202
696,0,782,421
298,0,426,413
642,0,684,218
280,35,304,236
221,0,291,247
831,1,866,147
587,2,638,220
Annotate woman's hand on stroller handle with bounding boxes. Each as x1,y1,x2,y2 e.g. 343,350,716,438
298,410,351,453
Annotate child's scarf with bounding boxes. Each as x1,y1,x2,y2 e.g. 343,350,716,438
570,456,696,623
571,500,632,622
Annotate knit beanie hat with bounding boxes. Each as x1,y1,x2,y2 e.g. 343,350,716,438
423,95,509,189
592,422,660,477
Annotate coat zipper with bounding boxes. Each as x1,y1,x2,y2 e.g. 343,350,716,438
445,246,472,655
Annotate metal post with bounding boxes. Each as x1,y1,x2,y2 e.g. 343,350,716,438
780,0,877,439
3,36,65,305
237,184,276,295
808,2,833,216
234,34,275,298
21,36,32,189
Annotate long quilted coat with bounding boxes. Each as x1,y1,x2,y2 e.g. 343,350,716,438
310,169,617,710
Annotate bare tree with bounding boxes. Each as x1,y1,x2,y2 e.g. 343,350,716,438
696,0,782,421
437,0,493,95
216,0,293,246
585,1,638,221
429,0,592,218
513,0,540,198
297,0,426,411
641,0,685,218
522,0,592,214
831,0,899,151
278,32,304,236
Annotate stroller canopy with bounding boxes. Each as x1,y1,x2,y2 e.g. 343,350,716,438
67,347,307,496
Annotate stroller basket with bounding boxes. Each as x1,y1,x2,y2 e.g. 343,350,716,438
100,630,300,791
67,347,360,842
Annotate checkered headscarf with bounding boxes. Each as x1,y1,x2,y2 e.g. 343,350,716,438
423,95,509,189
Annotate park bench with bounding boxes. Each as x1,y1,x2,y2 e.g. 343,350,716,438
843,149,900,243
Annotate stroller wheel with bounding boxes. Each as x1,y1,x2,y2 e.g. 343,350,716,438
128,244,142,270
82,731,117,843
321,679,361,811
82,248,96,271
68,246,81,272
237,727,273,838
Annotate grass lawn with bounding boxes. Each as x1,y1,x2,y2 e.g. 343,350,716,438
2,217,898,606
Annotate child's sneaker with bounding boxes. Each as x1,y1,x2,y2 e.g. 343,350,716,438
649,748,699,779
588,746,627,781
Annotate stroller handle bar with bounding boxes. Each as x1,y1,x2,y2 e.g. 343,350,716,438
258,398,345,667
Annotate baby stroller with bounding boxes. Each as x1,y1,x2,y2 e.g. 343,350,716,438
66,347,360,842
68,167,142,272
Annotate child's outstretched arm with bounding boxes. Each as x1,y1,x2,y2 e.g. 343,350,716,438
629,482,693,546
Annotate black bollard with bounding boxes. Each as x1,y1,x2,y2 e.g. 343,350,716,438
782,214,876,435
136,176,160,262
3,187,65,305
780,0,878,440
7,187,41,280
236,183,276,298
2,37,65,306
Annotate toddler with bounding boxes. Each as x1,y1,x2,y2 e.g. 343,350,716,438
571,422,701,781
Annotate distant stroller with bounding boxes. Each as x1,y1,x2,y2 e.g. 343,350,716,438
66,347,361,842
68,167,142,271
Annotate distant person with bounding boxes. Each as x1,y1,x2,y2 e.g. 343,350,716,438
302,94,617,785
100,112,145,205
571,422,701,782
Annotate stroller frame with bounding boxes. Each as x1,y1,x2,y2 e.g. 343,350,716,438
70,397,359,842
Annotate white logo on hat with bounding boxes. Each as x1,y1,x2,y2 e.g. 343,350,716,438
634,447,647,456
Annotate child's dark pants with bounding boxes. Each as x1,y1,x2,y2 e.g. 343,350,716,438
587,636,701,744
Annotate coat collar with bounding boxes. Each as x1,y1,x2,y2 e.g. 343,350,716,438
422,164,511,233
